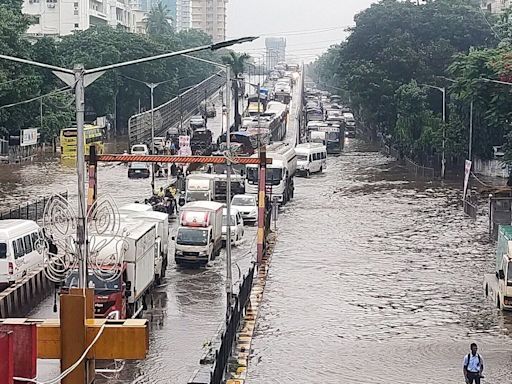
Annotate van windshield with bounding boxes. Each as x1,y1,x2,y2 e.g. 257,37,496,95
297,154,308,161
0,242,6,259
177,228,208,246
508,261,512,286
186,191,210,202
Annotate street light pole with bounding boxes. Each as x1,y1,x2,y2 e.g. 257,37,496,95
150,83,156,191
441,86,446,180
74,65,88,289
225,66,233,311
469,99,473,161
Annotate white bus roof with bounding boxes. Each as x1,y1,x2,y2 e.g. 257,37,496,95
0,220,41,239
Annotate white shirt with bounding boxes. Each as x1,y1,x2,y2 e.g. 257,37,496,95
463,353,483,373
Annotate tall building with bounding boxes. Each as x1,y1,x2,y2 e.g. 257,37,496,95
176,0,227,42
22,0,137,37
265,37,286,69
481,0,511,13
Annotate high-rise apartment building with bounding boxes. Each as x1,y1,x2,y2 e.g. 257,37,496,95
481,0,511,13
22,0,137,37
265,37,286,69
176,0,227,42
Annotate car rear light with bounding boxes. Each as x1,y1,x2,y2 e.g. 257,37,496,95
8,262,13,275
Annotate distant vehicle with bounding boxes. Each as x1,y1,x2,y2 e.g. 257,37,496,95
152,137,166,153
128,162,151,179
309,131,326,146
222,208,244,245
174,201,224,266
485,225,512,310
343,112,356,137
245,142,297,205
190,115,206,130
131,144,149,156
185,173,217,203
0,220,44,290
190,128,213,155
295,143,327,177
231,194,258,223
200,101,217,118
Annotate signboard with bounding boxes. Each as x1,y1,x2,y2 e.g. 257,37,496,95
318,127,339,133
463,160,472,201
20,128,38,147
177,135,192,158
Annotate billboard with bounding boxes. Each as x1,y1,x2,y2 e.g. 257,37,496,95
20,128,38,147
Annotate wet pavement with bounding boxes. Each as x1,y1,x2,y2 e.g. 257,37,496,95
0,86,258,383
247,141,512,383
3,77,511,383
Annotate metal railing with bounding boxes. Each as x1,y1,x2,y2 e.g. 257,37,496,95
464,198,478,219
210,265,254,384
0,192,68,223
404,156,437,180
128,71,226,147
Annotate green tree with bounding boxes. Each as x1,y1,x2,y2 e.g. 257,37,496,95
146,2,173,36
222,52,250,130
312,0,496,157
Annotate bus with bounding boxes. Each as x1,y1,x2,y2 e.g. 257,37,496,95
60,125,105,159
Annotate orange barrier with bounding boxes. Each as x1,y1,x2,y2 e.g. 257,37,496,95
92,154,271,165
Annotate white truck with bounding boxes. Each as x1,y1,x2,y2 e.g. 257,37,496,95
119,204,170,282
174,201,223,266
484,225,512,310
245,142,297,205
185,173,216,203
65,221,157,319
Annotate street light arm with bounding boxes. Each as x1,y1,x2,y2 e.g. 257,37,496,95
0,54,74,74
182,54,227,70
86,36,258,75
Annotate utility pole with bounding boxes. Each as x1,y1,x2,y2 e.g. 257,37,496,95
441,87,446,179
225,66,233,314
150,83,156,192
74,64,88,289
469,99,473,161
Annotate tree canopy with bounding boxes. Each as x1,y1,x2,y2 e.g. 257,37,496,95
312,0,501,163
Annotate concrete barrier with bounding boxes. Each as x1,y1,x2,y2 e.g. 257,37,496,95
0,268,51,318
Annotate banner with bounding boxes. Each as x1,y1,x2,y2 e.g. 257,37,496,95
20,128,38,147
463,160,472,201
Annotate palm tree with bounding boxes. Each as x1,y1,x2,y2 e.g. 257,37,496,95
146,2,173,36
222,52,250,131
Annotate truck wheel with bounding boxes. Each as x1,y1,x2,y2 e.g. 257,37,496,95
306,170,310,178
155,274,161,285
497,297,501,309
485,284,489,297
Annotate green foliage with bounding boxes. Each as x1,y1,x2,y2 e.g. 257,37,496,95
146,2,173,36
312,0,497,160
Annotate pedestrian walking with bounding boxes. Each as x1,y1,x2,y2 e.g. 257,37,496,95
463,343,484,384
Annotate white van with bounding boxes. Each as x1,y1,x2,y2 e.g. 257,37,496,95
0,220,44,289
295,143,327,177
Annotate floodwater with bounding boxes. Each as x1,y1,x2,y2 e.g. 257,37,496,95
1,88,257,383
247,141,512,383
3,77,510,384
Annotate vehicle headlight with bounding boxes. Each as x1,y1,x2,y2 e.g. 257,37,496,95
175,250,183,255
198,251,208,256
231,230,236,236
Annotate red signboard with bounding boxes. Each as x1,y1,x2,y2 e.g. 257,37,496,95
0,324,37,383
0,331,13,384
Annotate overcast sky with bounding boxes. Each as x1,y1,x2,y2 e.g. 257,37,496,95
226,0,377,63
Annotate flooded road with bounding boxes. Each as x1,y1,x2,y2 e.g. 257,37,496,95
247,141,512,384
1,88,258,383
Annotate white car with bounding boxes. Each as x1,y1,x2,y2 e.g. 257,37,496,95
131,144,149,155
231,194,258,223
222,208,244,245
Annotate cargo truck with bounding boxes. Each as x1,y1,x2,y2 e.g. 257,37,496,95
119,204,170,282
174,201,223,266
185,173,217,203
63,221,158,319
484,225,512,310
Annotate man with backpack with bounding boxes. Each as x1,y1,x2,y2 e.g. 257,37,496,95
463,343,484,384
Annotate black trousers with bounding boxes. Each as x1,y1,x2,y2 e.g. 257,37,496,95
467,371,481,384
